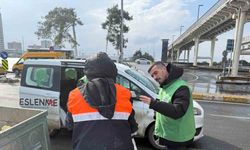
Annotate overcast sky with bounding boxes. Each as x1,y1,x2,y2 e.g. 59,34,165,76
0,0,250,62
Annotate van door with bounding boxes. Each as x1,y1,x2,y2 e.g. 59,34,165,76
20,65,61,130
116,75,148,130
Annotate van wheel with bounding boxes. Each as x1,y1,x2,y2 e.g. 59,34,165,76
147,124,166,150
49,129,60,138
13,69,20,76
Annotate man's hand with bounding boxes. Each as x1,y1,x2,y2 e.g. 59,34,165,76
139,95,152,105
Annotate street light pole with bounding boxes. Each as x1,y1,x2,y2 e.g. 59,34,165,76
197,4,203,21
119,0,124,62
180,25,184,36
72,23,78,58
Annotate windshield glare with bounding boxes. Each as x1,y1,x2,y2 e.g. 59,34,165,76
125,69,159,94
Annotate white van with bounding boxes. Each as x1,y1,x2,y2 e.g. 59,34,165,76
20,59,204,149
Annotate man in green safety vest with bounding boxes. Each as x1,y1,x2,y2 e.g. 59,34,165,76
140,61,195,150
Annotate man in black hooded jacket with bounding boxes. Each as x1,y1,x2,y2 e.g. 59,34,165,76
67,52,138,150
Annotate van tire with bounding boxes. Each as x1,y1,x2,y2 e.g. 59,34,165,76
13,69,20,76
147,124,166,150
49,129,60,138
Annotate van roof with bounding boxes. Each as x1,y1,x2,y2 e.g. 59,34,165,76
24,59,87,66
24,59,131,70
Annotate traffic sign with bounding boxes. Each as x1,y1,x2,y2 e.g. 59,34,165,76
0,51,8,59
2,59,8,71
226,39,234,52
49,46,54,51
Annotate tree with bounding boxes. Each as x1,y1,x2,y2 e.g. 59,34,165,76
132,50,142,61
132,50,154,62
102,5,132,55
35,7,83,49
143,52,154,62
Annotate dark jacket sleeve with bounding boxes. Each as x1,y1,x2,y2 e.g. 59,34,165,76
128,98,138,133
65,112,74,130
128,108,138,133
149,86,190,119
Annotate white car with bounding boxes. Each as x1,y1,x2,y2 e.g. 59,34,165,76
135,58,151,64
116,63,204,149
19,59,204,149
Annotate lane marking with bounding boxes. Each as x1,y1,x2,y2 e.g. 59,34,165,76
208,114,250,120
185,72,199,83
198,100,250,106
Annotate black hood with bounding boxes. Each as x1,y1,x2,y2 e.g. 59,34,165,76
161,63,183,87
83,78,116,119
85,52,117,81
82,52,117,119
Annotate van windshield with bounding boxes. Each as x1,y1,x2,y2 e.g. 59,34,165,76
125,69,159,94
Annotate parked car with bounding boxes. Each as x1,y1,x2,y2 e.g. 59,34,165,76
135,58,151,64
19,59,204,149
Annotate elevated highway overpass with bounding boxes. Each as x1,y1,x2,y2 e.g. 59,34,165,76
168,0,250,76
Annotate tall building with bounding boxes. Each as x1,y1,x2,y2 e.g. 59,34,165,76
8,41,22,50
28,44,42,49
0,12,5,52
41,40,52,48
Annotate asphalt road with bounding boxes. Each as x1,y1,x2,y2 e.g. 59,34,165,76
193,101,250,150
49,101,250,150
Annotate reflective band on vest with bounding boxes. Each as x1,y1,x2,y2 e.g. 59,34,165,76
72,112,130,122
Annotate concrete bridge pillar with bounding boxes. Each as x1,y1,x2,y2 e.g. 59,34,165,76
176,48,180,62
193,37,200,66
232,9,247,76
187,48,190,63
209,38,216,67
183,50,186,62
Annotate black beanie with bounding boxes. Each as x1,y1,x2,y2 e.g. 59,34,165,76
85,52,117,81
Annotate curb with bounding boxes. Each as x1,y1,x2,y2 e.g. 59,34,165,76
192,92,250,104
0,77,19,83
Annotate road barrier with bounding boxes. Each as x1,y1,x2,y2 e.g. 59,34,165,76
192,92,250,104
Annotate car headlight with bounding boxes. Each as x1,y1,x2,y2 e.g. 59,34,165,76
193,107,202,115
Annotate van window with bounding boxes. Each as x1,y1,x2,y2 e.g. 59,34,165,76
64,68,77,80
25,67,54,89
117,75,144,97
125,69,159,94
117,75,130,89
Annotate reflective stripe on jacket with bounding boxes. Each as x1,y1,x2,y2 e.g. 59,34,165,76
67,84,134,150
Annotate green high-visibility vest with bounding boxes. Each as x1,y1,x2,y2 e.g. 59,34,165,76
155,79,195,142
